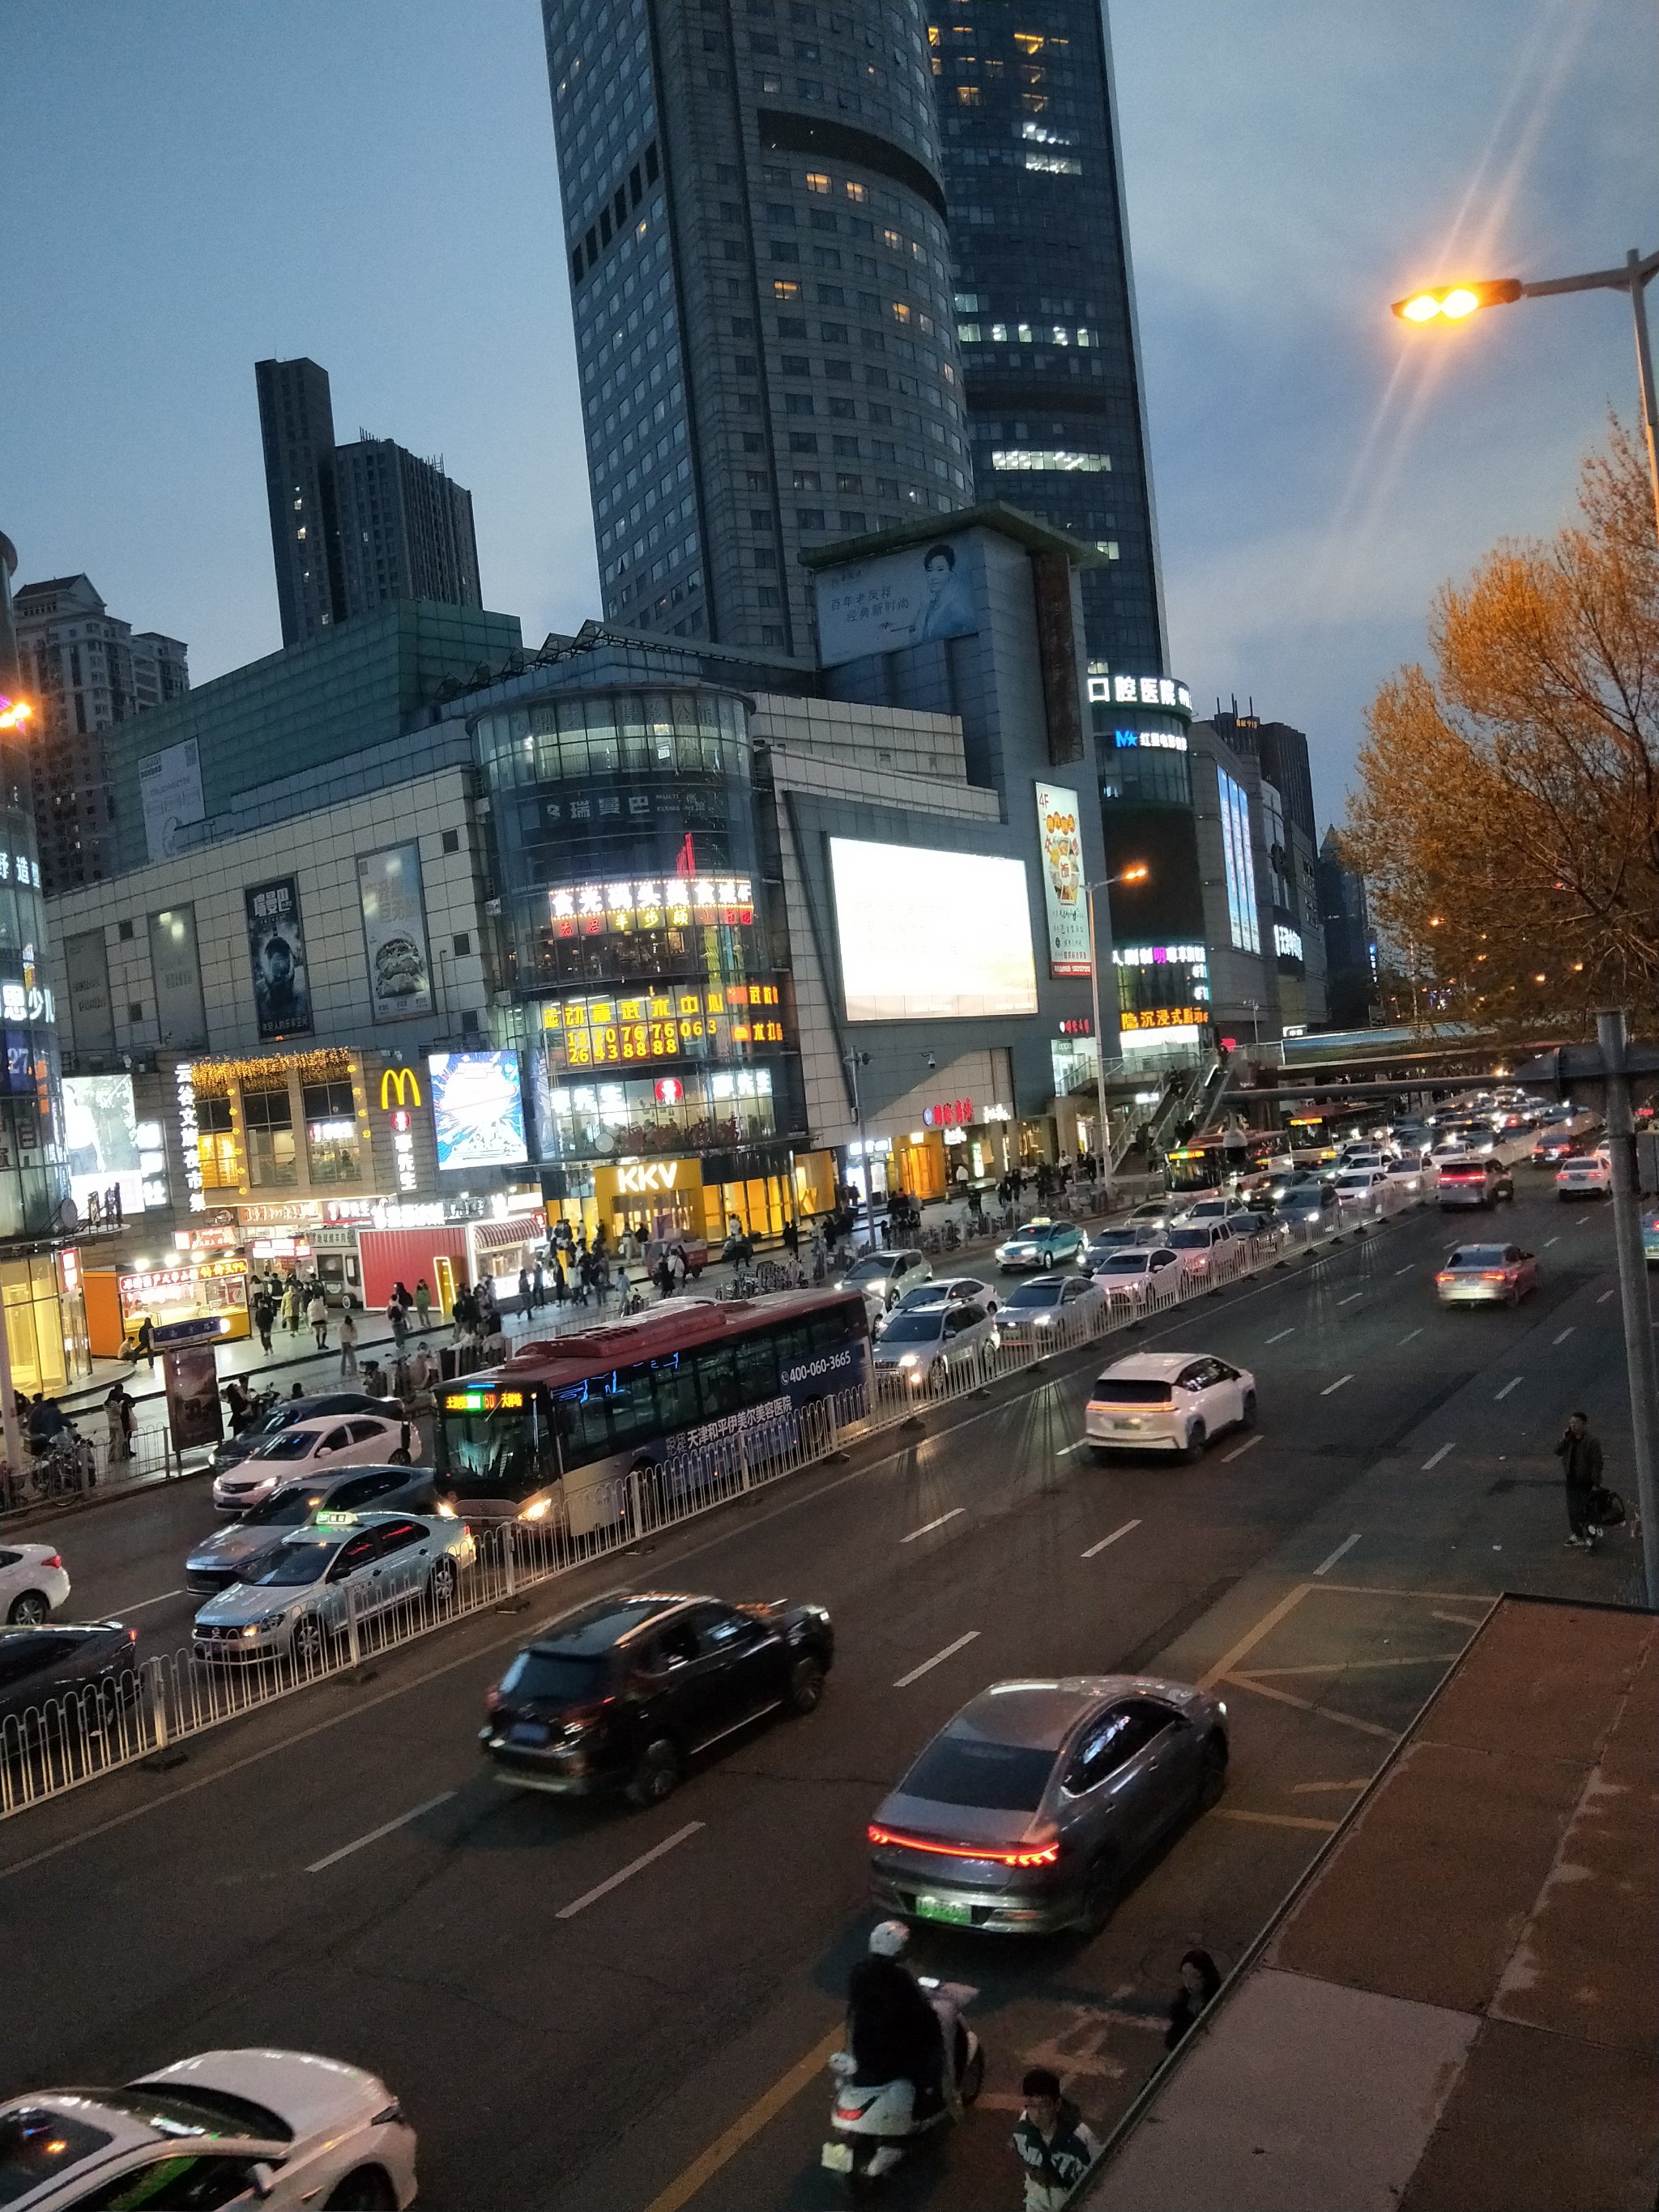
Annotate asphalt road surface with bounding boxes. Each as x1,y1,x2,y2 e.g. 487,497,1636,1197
2,1174,1642,2212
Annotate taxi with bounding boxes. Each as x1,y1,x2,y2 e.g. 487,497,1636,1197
994,1217,1083,1272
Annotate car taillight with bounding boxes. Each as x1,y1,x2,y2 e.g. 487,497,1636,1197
484,1687,504,1713
867,1822,1060,1868
42,1554,62,1571
1482,1272,1507,1282
1435,1273,1453,1284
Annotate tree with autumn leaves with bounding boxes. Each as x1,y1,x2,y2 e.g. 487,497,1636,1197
1345,423,1659,1034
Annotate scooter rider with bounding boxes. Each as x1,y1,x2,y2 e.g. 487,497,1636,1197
845,1922,953,2120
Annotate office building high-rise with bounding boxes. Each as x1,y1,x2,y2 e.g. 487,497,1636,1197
255,357,483,648
1318,827,1377,1029
541,0,974,654
13,573,189,893
928,3,1165,676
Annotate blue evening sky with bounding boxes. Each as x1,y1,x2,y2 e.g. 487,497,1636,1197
2,2,1654,829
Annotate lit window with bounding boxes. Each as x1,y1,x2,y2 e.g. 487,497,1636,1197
1014,30,1045,52
990,322,1008,342
990,449,1111,472
891,301,911,323
806,170,830,194
845,181,867,203
773,279,800,300
1051,325,1069,345
883,228,902,250
1016,322,1033,343
1024,152,1081,175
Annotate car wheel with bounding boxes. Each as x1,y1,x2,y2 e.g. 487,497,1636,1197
1078,1849,1120,1933
786,1654,825,1715
959,2044,986,2105
427,1556,458,1606
1198,1731,1229,1809
1183,1421,1207,1464
626,1735,682,1809
323,2169,399,2212
388,1446,412,1465
292,1613,329,1669
1240,1392,1257,1430
7,1591,49,1625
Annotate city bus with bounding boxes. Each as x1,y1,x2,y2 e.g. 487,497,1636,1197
1165,1129,1294,1193
433,1289,870,1536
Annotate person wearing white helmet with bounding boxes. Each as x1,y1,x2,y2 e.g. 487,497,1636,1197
845,1920,946,2118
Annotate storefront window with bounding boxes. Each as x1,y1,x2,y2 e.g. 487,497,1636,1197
197,1095,237,1189
2,1255,87,1394
242,1083,296,1187
302,1079,362,1184
537,1068,775,1162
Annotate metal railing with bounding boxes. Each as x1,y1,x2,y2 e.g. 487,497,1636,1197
0,1184,1424,1822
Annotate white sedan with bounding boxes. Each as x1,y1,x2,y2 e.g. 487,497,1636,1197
211,1413,416,1514
1334,1168,1388,1213
0,2046,418,2209
0,1542,70,1625
1087,1246,1183,1307
887,1275,1000,1319
1556,1149,1612,1198
1085,1351,1257,1462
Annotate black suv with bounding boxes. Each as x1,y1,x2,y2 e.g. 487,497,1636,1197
480,1590,834,1807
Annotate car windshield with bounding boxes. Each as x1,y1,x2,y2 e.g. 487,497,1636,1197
253,1429,323,1462
501,1647,611,1707
845,1259,893,1283
249,1536,341,1587
1448,1247,1508,1268
900,1731,1057,1812
880,1311,947,1344
1166,1227,1212,1247
1282,1189,1323,1206
1336,1174,1372,1188
94,2086,293,2143
238,1482,326,1528
1005,1281,1064,1307
1097,1253,1150,1273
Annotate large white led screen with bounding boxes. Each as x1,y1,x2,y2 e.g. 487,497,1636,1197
829,838,1038,1021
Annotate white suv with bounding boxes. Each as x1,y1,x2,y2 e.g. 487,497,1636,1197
1085,1352,1257,1462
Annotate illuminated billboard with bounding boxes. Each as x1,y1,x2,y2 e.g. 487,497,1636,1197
428,1051,528,1171
63,1072,144,1221
828,838,1038,1022
814,538,977,667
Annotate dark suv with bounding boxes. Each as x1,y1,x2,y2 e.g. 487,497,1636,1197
480,1590,834,1808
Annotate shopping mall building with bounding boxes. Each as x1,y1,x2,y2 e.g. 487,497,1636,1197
43,508,1306,1334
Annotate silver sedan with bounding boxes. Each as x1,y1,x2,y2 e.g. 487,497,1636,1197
868,1675,1228,1934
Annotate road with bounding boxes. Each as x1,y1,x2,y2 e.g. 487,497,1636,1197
1,1174,1641,2212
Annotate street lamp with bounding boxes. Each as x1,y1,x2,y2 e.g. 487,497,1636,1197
1392,246,1659,543
1084,863,1149,1213
842,1047,873,1251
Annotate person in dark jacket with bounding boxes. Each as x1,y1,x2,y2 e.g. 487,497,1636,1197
846,1924,945,2112
1164,1947,1222,2049
1011,2068,1101,2212
1555,1410,1605,1548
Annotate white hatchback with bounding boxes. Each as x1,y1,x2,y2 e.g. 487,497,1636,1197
0,1541,70,1625
1085,1352,1257,1461
211,1414,416,1514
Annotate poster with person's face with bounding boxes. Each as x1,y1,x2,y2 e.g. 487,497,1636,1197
244,876,313,1041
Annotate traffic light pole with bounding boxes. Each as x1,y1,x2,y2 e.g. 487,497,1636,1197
1597,1010,1659,1605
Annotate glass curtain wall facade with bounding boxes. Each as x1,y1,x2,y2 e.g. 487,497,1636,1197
471,685,804,1235
1099,688,1209,1052
928,2,1165,675
543,0,972,653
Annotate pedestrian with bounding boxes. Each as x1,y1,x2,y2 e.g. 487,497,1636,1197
104,1383,134,1465
414,1278,433,1328
1555,1409,1605,1549
251,1289,275,1357
388,1296,409,1349
1163,1949,1222,2049
654,1252,673,1300
782,1216,800,1264
552,1251,568,1304
1010,2069,1101,2212
669,1243,688,1292
338,1307,359,1379
360,1358,386,1400
518,1264,531,1311
134,1314,156,1370
409,1341,437,1400
282,1281,301,1336
288,1380,306,1400
223,1377,256,1435
28,1392,66,1457
532,1258,546,1311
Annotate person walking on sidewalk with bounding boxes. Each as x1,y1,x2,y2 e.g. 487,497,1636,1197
338,1308,359,1379
1011,2069,1101,2212
251,1288,275,1357
134,1315,156,1371
282,1281,301,1336
388,1295,410,1350
307,1290,329,1351
1556,1409,1604,1549
414,1278,432,1329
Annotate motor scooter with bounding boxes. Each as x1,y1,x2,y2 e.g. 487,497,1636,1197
821,1977,983,2186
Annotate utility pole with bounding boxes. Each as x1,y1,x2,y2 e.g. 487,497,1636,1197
843,1048,873,1253
1597,1011,1659,1605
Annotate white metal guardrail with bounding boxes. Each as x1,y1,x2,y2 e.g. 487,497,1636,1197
0,1187,1429,1822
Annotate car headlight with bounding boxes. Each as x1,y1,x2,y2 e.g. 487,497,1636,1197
435,1500,458,1519
1036,1313,1054,1327
241,1612,287,1638
520,1497,552,1521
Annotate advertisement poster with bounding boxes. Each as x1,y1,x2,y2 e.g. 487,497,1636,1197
244,876,313,1040
148,905,209,1050
428,1051,528,1171
62,1073,143,1221
164,1344,224,1451
814,537,977,667
357,842,433,1021
62,930,115,1054
1034,782,1092,977
139,739,205,863
828,837,1038,1021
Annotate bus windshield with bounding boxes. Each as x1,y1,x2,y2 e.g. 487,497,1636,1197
437,1391,552,1503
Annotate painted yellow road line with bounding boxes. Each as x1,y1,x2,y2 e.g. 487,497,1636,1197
1196,1583,1313,1690
643,2027,843,2212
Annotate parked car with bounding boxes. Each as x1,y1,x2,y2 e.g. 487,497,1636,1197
211,1414,417,1515
479,1589,834,1803
1555,1149,1612,1200
1435,1242,1540,1306
1164,1221,1236,1280
191,1511,473,1667
1084,1352,1256,1461
0,2049,419,2210
866,1674,1228,1934
208,1392,403,1477
0,1543,70,1625
836,1249,932,1315
0,1618,136,1728
995,1218,1084,1273
873,1298,997,1389
0,1619,139,1792
1437,1157,1515,1211
187,1465,455,1594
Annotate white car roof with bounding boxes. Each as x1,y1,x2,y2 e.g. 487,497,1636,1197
1099,1352,1213,1380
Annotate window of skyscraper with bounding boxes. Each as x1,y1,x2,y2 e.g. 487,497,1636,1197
1218,773,1260,955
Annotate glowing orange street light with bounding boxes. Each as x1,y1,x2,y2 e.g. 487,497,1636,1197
0,696,33,734
1118,862,1149,884
1392,246,1659,544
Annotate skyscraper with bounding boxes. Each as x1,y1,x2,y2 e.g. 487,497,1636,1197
12,573,189,893
928,3,1165,676
255,358,483,648
541,0,974,654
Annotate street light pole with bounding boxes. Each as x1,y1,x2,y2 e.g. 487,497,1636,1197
843,1047,873,1254
1597,1009,1659,1605
1085,882,1112,1213
1394,246,1659,546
